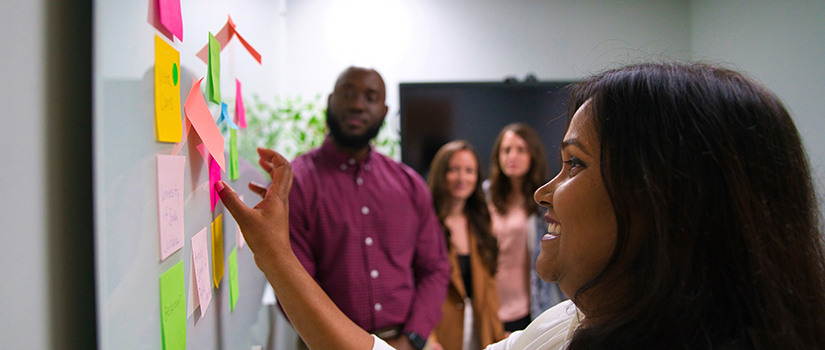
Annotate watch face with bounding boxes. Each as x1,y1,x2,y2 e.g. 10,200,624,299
406,332,426,350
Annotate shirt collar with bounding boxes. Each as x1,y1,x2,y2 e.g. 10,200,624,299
319,135,374,168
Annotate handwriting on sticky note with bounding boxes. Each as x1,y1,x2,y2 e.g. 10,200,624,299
191,227,212,318
157,155,185,261
154,35,182,143
160,261,186,350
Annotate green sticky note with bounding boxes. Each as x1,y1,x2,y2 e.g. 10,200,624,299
159,261,186,350
229,247,239,311
229,128,239,181
207,32,221,103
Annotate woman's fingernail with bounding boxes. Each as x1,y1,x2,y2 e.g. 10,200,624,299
215,181,225,192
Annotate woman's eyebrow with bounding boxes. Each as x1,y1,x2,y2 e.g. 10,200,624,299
560,138,591,156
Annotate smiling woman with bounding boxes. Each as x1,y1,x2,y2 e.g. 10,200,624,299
217,62,825,350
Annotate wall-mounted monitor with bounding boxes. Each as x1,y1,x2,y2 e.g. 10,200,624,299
399,81,574,180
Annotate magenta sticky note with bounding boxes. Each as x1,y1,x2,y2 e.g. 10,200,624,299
157,154,185,261
158,0,183,41
209,156,221,212
147,0,173,40
235,79,246,128
191,227,212,318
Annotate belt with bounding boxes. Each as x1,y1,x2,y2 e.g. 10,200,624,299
372,326,402,341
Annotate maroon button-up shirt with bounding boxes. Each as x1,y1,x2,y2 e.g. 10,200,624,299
288,137,450,338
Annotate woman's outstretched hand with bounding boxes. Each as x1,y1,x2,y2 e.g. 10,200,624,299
216,147,292,268
215,147,379,350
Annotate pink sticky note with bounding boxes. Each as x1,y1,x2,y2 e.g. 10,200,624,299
158,0,183,41
191,227,212,318
157,155,185,261
195,15,261,64
209,156,221,212
147,0,173,40
235,79,246,128
195,16,235,63
184,78,225,170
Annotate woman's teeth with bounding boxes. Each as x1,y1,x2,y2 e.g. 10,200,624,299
548,222,561,235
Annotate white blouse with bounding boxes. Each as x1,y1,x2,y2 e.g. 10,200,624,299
371,300,581,350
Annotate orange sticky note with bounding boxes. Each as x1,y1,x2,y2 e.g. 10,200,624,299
154,35,182,143
212,214,224,288
184,78,225,170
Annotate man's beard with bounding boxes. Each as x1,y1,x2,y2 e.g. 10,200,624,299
326,109,381,150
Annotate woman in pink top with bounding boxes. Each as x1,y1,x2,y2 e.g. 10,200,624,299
486,123,565,333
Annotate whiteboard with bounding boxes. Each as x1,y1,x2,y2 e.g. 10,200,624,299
92,1,280,349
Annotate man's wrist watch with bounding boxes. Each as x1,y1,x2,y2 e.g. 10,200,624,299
404,331,426,350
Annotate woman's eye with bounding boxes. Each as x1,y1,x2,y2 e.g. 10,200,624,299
562,156,586,175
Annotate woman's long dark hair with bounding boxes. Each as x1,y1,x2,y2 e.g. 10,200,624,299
565,62,825,349
428,140,498,273
488,123,550,216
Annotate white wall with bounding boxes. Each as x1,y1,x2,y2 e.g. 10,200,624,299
283,0,692,138
690,0,825,217
0,1,50,349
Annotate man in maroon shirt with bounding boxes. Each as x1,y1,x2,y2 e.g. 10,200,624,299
286,67,450,350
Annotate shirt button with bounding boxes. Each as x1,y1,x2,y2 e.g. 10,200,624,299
348,158,356,165
340,164,347,170
365,237,374,246
374,303,382,311
370,270,379,279
365,164,371,171
356,177,364,185
361,206,370,215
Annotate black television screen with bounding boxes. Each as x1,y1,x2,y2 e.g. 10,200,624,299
399,81,574,180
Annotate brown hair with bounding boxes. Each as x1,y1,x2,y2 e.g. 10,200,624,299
564,62,825,349
488,123,550,215
428,140,498,273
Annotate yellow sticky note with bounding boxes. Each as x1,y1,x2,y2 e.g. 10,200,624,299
154,35,182,143
212,214,224,288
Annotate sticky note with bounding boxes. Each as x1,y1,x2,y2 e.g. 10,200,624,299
196,15,262,65
212,214,224,288
157,155,185,261
209,156,221,212
206,33,221,104
184,78,225,170
229,247,239,311
229,129,239,181
147,0,173,40
160,261,186,350
154,35,182,143
191,227,212,318
158,0,183,41
218,102,238,130
235,79,246,128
